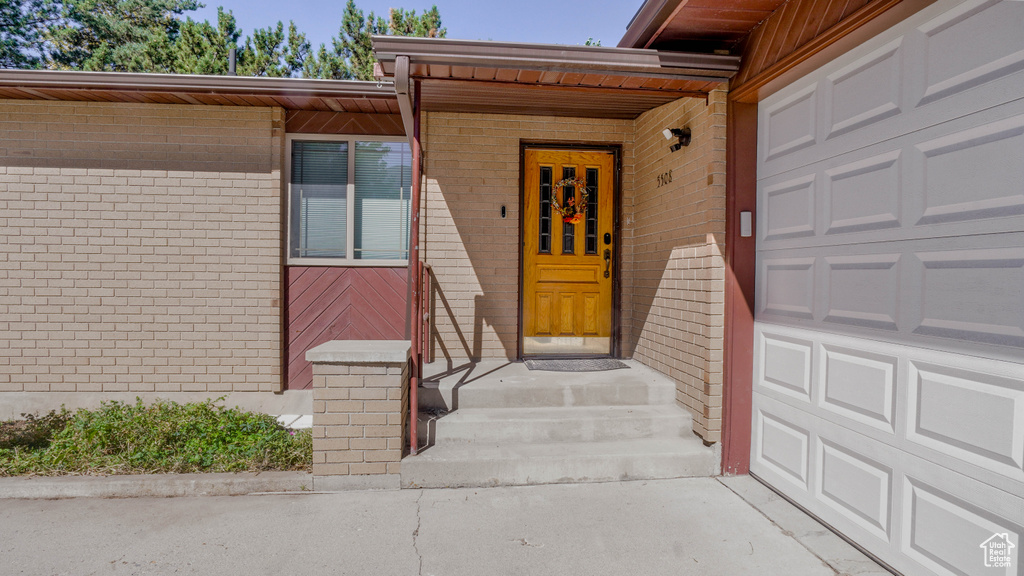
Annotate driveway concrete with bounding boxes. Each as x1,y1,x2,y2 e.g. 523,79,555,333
0,477,883,576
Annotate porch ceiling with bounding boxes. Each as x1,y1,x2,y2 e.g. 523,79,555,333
619,0,787,52
0,69,400,113
373,36,740,119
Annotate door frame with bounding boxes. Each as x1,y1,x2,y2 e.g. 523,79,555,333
517,141,623,359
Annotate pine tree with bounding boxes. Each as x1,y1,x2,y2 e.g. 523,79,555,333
31,0,446,79
304,0,446,81
46,0,200,72
171,7,240,75
0,0,59,68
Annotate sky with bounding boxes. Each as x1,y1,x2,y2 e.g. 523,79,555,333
190,0,644,49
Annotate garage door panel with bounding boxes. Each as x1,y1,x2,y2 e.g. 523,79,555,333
759,256,817,320
762,83,818,163
817,437,895,540
758,0,1024,180
754,407,812,491
753,393,903,561
915,0,1024,107
823,254,901,332
753,389,1024,576
901,477,1023,576
754,326,906,447
915,114,1024,226
759,331,814,401
820,344,899,434
907,361,1024,477
914,246,1024,349
823,38,905,141
758,233,1024,361
755,324,1024,496
759,98,1024,253
823,150,903,235
762,174,817,241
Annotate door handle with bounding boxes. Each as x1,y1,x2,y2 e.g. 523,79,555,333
603,249,611,279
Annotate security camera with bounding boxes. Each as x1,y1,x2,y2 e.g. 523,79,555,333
663,127,691,152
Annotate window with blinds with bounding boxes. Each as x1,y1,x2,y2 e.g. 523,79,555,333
290,141,348,259
288,137,411,264
354,141,411,260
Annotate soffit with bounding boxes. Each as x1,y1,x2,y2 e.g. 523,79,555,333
619,0,787,52
0,70,400,113
373,36,739,119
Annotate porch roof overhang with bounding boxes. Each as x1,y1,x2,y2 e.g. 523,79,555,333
618,0,787,52
0,69,400,113
372,36,740,120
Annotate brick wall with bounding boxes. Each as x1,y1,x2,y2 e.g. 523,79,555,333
420,112,634,362
627,90,728,441
311,360,407,478
421,95,728,442
0,100,284,395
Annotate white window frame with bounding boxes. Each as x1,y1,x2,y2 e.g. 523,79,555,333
285,133,411,267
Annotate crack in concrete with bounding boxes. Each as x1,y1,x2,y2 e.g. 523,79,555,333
715,478,842,575
717,477,899,576
413,491,424,576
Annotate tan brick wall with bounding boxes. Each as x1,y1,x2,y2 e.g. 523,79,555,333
0,100,284,395
420,112,634,362
421,101,728,442
311,361,407,476
626,90,728,441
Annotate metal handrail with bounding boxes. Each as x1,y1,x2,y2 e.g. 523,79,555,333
421,263,432,366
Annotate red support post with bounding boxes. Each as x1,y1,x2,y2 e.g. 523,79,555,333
721,99,757,475
408,85,422,456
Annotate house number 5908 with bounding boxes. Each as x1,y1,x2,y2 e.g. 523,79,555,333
656,169,673,188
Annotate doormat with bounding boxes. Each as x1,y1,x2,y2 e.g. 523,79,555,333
524,359,629,372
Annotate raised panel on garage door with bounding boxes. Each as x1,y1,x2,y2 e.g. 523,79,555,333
751,1,1024,575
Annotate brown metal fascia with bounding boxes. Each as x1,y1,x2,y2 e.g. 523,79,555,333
617,0,684,48
372,36,739,81
0,69,397,100
394,55,417,148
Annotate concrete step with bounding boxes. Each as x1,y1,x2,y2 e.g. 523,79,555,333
418,364,677,411
418,405,692,445
401,437,718,488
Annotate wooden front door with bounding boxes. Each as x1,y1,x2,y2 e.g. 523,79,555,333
522,148,615,356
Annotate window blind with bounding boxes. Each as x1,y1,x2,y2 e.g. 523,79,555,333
354,141,411,260
290,141,348,259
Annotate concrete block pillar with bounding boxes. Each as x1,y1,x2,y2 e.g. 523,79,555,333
306,340,410,490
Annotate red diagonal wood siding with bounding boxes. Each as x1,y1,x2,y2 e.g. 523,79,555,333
285,266,408,390
285,111,405,136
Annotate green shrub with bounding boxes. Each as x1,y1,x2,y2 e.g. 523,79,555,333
0,399,312,476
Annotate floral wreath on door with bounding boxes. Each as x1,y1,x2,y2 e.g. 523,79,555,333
549,177,590,224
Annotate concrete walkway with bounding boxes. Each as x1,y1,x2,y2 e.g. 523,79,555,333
0,476,889,576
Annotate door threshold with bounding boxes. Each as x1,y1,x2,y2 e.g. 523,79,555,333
520,354,617,360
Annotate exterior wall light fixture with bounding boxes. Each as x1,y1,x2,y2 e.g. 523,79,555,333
662,127,691,152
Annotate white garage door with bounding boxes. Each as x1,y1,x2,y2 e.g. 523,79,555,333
751,1,1024,575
